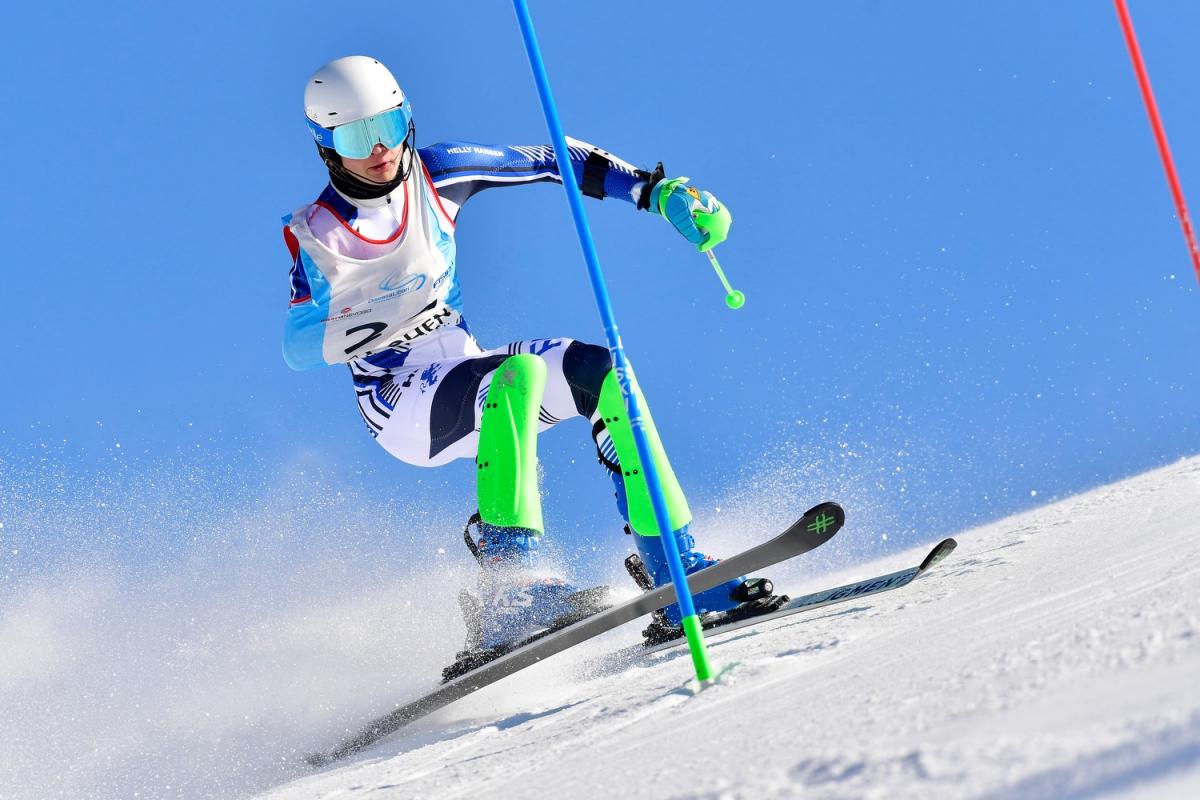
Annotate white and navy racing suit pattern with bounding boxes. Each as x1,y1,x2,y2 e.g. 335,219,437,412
283,138,651,467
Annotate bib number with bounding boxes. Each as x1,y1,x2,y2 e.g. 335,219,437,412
344,322,388,355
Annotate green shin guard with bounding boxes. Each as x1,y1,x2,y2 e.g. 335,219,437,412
476,354,547,533
596,368,691,537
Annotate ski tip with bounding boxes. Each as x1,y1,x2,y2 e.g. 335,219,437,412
801,501,846,542
803,500,845,520
918,537,958,572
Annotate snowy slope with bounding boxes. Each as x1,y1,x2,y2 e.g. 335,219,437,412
256,457,1200,800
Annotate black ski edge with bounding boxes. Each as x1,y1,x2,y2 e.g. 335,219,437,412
302,500,844,767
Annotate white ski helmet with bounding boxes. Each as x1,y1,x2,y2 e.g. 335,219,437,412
303,55,415,195
305,55,406,130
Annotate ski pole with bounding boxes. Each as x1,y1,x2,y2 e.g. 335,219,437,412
1113,0,1200,285
706,250,746,309
511,0,714,683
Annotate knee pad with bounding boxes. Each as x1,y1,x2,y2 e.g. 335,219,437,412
477,354,547,533
596,367,691,537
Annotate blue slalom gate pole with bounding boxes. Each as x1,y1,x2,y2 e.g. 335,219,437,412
510,0,713,681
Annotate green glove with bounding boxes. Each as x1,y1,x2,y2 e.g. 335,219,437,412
652,177,732,252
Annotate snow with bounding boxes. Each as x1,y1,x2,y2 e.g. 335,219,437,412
2,457,1197,799
252,457,1200,800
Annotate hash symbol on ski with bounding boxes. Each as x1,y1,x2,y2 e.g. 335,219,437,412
808,513,837,534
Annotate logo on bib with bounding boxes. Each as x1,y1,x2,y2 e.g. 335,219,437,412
379,273,426,294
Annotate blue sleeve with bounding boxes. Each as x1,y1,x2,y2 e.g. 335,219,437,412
281,213,329,371
419,138,658,216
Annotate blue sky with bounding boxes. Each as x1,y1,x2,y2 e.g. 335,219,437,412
1,1,1197,581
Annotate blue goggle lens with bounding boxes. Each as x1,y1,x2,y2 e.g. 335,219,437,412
307,102,412,160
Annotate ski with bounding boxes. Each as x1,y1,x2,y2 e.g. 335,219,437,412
643,537,958,655
304,501,845,767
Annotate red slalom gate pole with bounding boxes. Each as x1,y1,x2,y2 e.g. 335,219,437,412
1113,0,1200,285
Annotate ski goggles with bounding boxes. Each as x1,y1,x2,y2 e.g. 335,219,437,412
306,101,413,160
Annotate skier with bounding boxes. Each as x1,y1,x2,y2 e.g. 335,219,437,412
283,55,768,653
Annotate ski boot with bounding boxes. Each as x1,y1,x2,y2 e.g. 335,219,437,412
624,526,786,646
443,514,609,682
589,366,786,645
